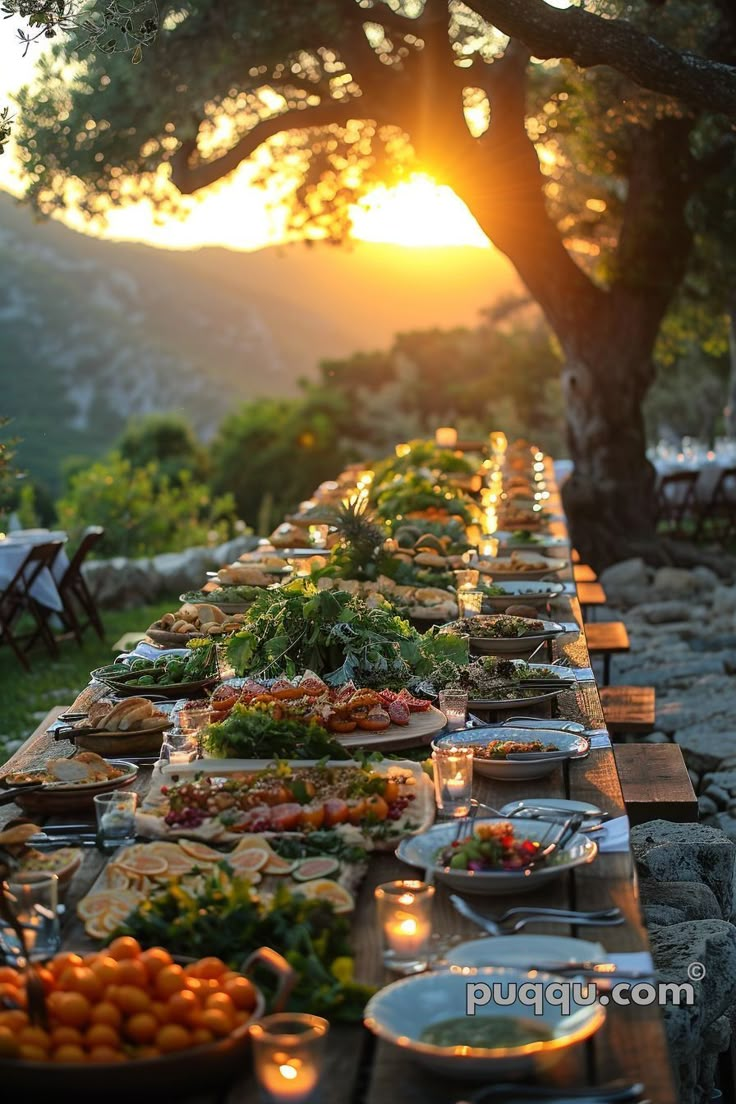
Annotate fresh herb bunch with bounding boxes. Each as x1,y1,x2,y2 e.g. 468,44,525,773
270,829,368,866
114,876,375,1021
180,585,263,604
444,614,543,639
204,703,350,760
424,656,559,699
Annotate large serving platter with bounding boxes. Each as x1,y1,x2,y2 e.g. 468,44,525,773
477,557,568,581
2,759,139,814
480,580,566,610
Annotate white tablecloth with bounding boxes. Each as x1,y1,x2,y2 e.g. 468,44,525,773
0,530,69,612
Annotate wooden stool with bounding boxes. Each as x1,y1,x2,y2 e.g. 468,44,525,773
574,563,597,583
600,686,656,737
578,581,607,621
613,744,697,825
585,621,630,685
572,548,581,564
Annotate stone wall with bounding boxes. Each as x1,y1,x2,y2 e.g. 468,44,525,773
81,535,259,609
600,560,736,1102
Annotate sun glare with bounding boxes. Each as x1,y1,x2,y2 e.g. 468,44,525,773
350,174,489,249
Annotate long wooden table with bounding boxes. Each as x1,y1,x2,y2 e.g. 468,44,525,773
0,467,678,1103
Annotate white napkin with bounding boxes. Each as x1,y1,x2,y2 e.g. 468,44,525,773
595,814,630,852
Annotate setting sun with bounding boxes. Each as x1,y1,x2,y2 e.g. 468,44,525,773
350,174,489,249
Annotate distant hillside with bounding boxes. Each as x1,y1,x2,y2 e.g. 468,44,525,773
0,190,519,489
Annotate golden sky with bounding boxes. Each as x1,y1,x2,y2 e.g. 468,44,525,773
0,20,490,252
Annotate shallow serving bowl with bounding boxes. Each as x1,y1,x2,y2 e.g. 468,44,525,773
396,817,597,894
433,727,589,781
364,966,605,1077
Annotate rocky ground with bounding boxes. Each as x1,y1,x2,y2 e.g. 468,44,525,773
599,559,736,1103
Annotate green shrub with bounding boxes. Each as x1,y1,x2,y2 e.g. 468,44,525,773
57,453,236,558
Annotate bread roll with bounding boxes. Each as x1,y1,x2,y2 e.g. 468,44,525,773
103,697,152,731
195,603,226,625
414,552,447,569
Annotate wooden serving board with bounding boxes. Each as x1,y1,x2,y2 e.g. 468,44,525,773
336,705,446,752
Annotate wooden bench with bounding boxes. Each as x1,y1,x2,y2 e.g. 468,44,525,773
574,562,598,583
585,620,630,684
572,548,581,563
578,581,607,620
613,743,697,825
600,686,656,737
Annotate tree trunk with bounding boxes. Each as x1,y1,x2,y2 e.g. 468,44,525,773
726,299,736,437
559,339,658,569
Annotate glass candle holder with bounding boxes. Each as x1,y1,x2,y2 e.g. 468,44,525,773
250,1013,329,1104
479,537,499,559
308,524,329,547
432,745,474,816
489,430,508,456
435,427,458,448
457,590,483,618
94,791,137,850
438,689,469,732
1,872,61,963
375,880,435,975
454,569,480,591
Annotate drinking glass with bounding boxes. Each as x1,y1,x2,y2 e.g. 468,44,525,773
438,689,468,732
250,1013,330,1103
375,881,435,975
457,590,483,618
1,873,60,963
94,791,138,850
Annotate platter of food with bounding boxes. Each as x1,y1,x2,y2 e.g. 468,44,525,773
476,554,568,581
419,656,573,712
440,614,566,657
54,697,172,757
2,755,138,813
91,650,219,700
479,580,565,612
179,585,262,613
433,727,590,780
146,602,247,646
136,758,434,848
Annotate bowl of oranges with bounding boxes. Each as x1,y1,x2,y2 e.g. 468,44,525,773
0,937,293,1100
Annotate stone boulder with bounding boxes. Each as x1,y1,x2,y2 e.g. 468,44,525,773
83,557,160,609
598,558,651,606
675,724,736,776
649,919,736,1104
210,534,259,566
653,566,700,595
639,878,721,925
150,548,212,595
629,600,693,624
630,820,736,918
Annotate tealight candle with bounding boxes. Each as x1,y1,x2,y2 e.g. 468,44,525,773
489,430,507,455
432,744,474,816
250,1014,329,1104
435,426,458,448
375,881,435,974
480,537,499,558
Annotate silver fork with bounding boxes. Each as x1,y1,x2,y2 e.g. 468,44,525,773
450,895,624,935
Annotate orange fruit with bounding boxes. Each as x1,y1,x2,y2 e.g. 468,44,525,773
140,947,172,977
116,958,148,988
52,1043,86,1062
50,952,83,978
134,1045,160,1059
155,1023,190,1053
184,977,207,999
54,992,92,1028
88,1045,125,1063
0,1026,19,1058
19,1043,47,1061
107,936,141,961
18,1025,50,1051
114,985,151,1016
58,966,103,1003
155,964,187,999
89,956,121,989
124,1012,159,1044
85,1023,120,1049
90,1001,122,1029
167,989,198,1024
205,992,235,1020
50,1026,83,1047
0,1009,28,1032
150,1001,168,1024
35,967,55,994
223,976,257,1012
0,982,23,1005
198,1008,232,1037
193,956,228,980
191,1027,214,1046
0,966,19,985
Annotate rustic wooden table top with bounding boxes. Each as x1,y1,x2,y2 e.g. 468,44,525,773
0,472,677,1104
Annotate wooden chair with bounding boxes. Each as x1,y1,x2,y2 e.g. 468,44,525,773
57,526,106,644
656,470,700,536
0,541,64,670
600,686,656,739
585,621,630,685
695,465,736,542
613,744,697,825
578,581,607,621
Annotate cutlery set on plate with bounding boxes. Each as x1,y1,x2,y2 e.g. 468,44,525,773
456,1082,649,1104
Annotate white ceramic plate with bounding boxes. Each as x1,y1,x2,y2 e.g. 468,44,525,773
363,967,605,1077
396,817,597,894
500,797,603,818
433,729,589,781
444,934,607,970
468,619,566,657
481,581,566,610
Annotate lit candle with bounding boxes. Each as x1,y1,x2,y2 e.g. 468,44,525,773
251,1014,329,1104
375,880,435,974
446,772,467,799
480,537,498,558
435,426,458,448
257,1056,318,1102
385,909,432,957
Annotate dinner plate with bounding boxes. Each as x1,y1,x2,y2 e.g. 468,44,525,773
466,619,566,657
477,558,568,582
396,817,597,894
433,728,589,780
480,581,565,610
4,760,139,814
499,797,604,818
444,935,607,969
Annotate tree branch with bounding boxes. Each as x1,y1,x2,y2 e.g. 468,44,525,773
470,0,736,118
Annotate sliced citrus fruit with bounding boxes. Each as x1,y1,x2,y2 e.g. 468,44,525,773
223,848,269,874
297,879,354,914
262,853,298,875
292,857,339,881
146,843,198,874
105,867,133,890
232,834,274,855
178,841,221,863
117,852,169,877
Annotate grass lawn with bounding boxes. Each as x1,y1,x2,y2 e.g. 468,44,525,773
0,601,171,763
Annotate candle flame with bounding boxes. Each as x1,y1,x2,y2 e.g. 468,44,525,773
279,1064,298,1081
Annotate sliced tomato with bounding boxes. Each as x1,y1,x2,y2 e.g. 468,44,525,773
268,803,304,831
323,799,349,827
